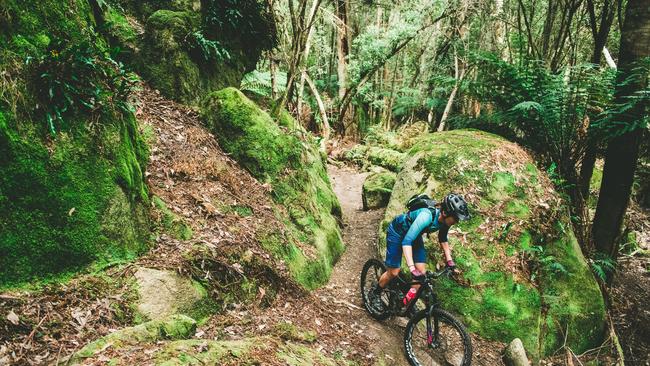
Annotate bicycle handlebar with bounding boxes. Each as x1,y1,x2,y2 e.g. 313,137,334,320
409,268,452,285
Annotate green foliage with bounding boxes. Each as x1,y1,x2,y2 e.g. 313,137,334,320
590,252,616,281
462,53,617,168
591,58,650,138
185,30,230,63
30,36,138,135
241,70,287,98
202,0,277,51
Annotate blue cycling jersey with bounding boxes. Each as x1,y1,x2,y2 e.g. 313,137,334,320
390,207,449,246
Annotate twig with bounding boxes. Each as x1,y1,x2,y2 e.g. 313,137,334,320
21,314,47,351
608,313,625,366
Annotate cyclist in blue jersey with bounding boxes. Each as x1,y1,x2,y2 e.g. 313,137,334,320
369,193,470,311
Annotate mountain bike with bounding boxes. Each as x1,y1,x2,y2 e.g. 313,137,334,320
360,258,472,366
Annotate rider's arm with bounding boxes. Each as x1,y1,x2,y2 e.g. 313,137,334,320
438,225,453,263
401,210,433,268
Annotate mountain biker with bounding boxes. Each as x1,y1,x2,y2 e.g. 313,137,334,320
369,193,470,311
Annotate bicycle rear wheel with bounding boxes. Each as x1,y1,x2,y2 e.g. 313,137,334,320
404,308,472,366
360,258,391,320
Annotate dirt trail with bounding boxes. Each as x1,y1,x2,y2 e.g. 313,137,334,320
322,164,409,365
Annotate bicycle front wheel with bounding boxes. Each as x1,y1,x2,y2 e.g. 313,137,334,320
404,308,472,366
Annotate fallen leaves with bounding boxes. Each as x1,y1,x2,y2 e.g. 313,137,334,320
6,310,19,325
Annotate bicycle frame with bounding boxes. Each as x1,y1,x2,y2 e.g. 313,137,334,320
389,270,449,347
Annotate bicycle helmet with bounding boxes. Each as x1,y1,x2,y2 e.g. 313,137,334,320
442,193,470,221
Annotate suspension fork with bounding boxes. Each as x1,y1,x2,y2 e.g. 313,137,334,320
426,305,440,346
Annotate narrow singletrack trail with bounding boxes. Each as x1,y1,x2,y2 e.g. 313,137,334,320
321,164,409,365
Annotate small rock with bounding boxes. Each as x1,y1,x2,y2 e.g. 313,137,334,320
503,338,530,366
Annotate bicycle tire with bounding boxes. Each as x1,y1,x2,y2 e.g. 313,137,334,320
404,308,472,366
360,258,391,320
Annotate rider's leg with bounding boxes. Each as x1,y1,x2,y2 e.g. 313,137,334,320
378,267,401,288
377,232,403,291
410,243,427,291
411,262,427,291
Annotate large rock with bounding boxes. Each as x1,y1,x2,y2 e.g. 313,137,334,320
0,111,149,286
362,170,397,210
380,129,606,358
134,267,207,321
200,88,343,289
70,314,197,364
138,10,241,104
343,145,406,172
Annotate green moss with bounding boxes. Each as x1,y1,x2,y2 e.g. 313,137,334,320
505,200,530,218
201,88,303,181
0,112,149,287
259,232,331,290
153,196,193,240
362,170,396,210
136,9,250,104
201,89,343,289
381,130,606,358
365,146,406,172
0,0,97,58
272,321,317,343
157,339,253,365
277,342,336,366
137,10,202,103
71,315,197,364
103,7,138,59
588,165,603,209
538,228,607,356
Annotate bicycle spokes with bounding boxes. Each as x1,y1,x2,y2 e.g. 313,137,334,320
408,313,467,366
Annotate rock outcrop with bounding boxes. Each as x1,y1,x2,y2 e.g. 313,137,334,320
380,129,606,358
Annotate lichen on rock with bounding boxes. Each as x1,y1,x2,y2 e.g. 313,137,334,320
133,267,208,322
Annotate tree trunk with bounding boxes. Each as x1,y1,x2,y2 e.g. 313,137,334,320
578,0,618,203
335,0,349,100
304,72,330,151
592,0,650,269
296,0,320,121
437,54,465,132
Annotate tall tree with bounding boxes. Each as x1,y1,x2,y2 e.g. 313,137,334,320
578,0,619,205
592,0,650,268
335,0,350,100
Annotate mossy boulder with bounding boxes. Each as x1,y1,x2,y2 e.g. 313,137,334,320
380,129,606,358
201,88,343,289
362,170,397,210
76,335,344,365
362,121,429,152
0,111,150,287
137,10,245,104
70,314,197,364
343,144,406,172
113,0,198,21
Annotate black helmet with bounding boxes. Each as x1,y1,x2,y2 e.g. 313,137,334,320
442,193,470,221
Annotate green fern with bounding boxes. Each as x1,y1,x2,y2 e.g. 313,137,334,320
240,70,287,98
591,253,616,281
